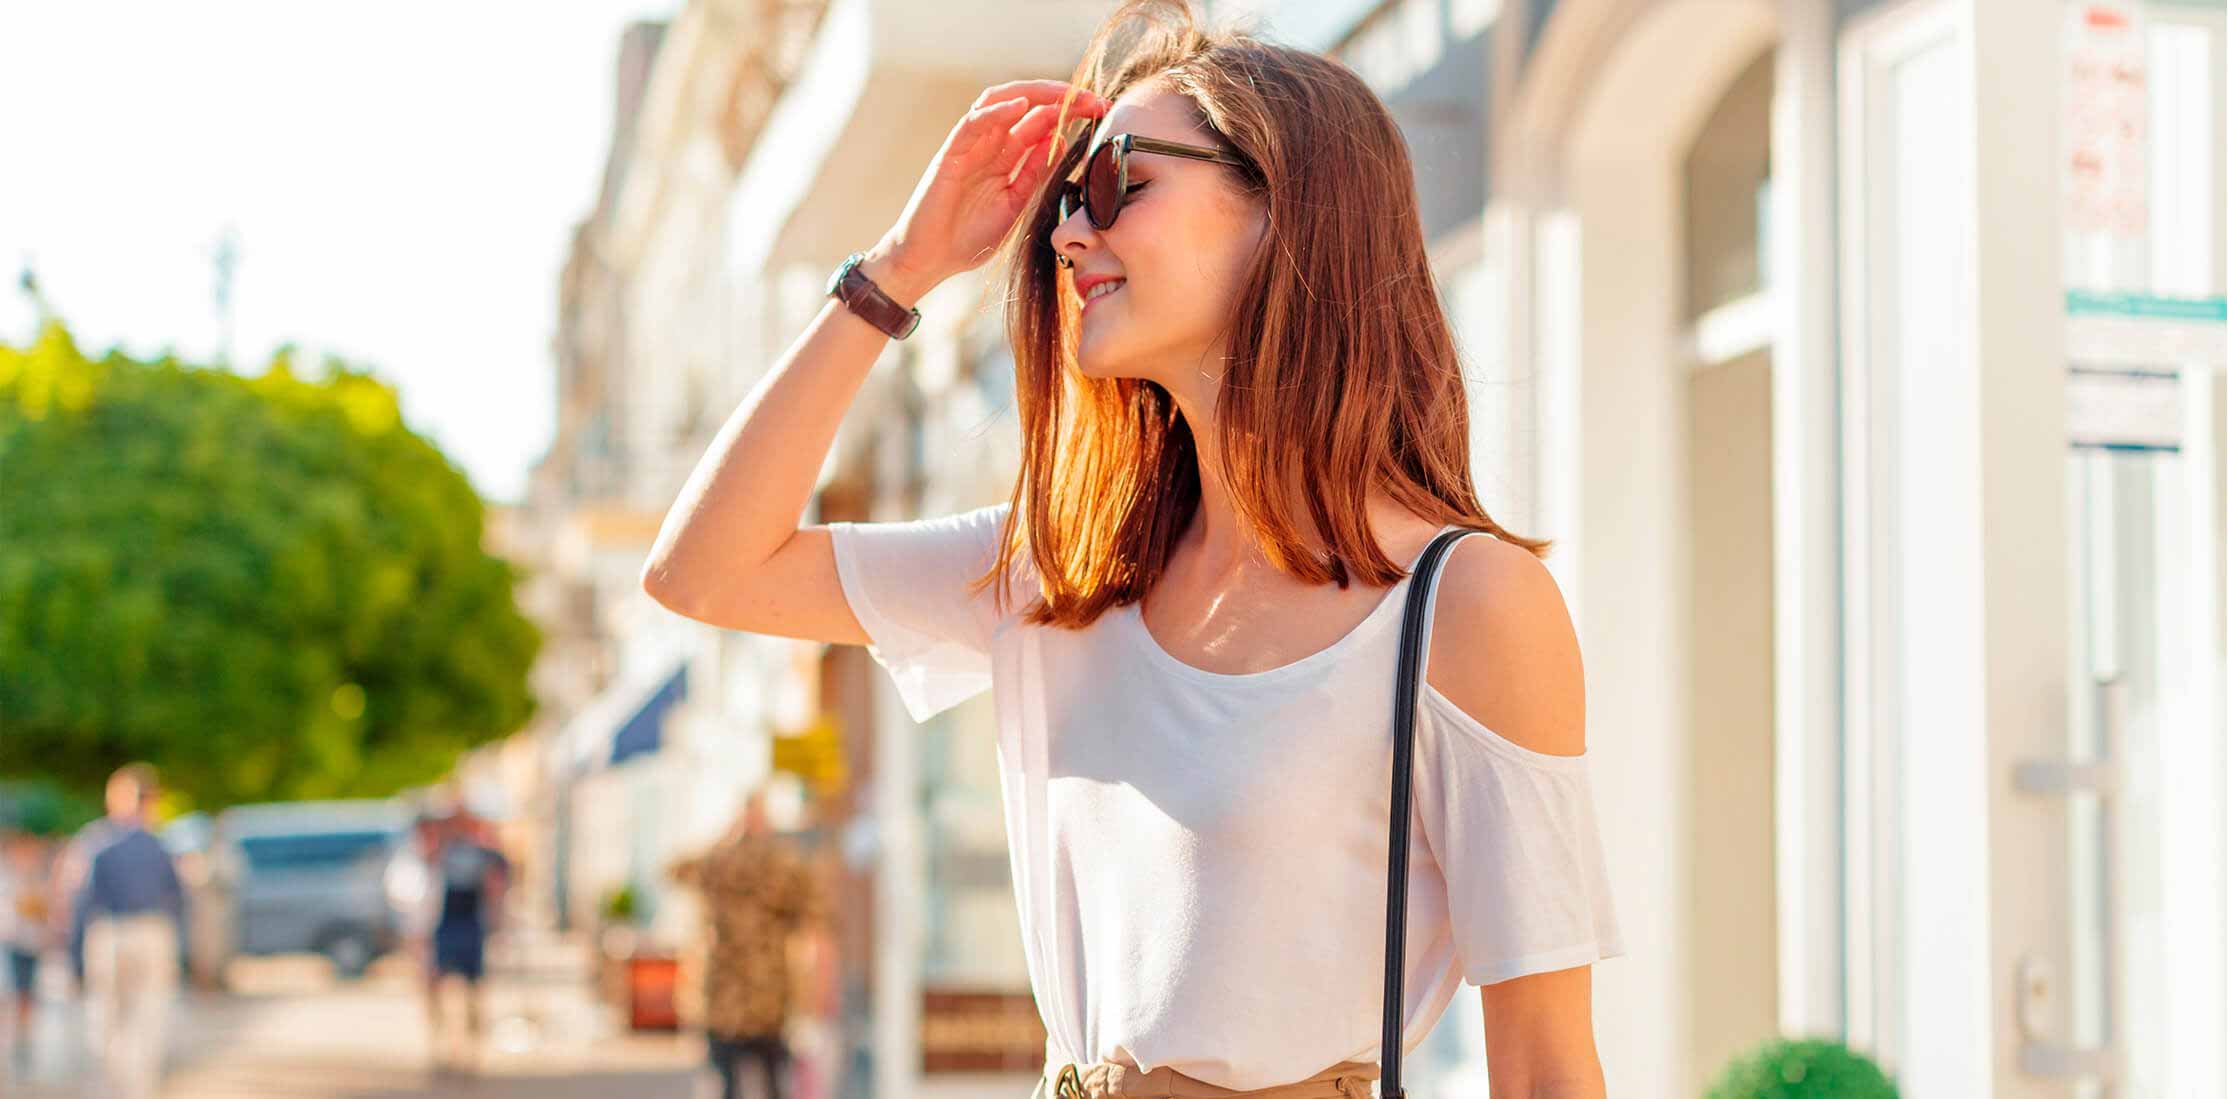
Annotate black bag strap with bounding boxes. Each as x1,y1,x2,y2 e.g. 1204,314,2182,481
1380,525,1481,1099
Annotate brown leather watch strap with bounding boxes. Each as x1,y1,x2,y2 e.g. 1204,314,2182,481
827,252,922,340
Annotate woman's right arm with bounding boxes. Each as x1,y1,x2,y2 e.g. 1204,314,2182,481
638,79,1104,643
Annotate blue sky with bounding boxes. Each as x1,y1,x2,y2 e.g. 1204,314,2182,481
1,1,673,505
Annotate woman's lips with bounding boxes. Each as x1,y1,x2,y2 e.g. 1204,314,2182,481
1081,280,1125,315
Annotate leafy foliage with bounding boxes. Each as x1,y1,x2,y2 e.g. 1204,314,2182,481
1705,1037,1899,1099
0,320,541,808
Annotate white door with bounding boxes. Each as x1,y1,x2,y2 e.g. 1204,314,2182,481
2049,5,2227,1093
1842,2,2227,1095
2056,364,2226,1098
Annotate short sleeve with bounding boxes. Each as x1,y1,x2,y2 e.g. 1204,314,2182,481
1411,686,1626,987
827,501,1018,724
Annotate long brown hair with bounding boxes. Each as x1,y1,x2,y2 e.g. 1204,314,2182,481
971,0,1550,630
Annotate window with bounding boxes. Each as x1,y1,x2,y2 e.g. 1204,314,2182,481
237,830,396,875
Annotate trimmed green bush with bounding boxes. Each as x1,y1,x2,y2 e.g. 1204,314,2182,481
1705,1037,1898,1099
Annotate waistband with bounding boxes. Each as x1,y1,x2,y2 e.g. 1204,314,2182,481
1038,1058,1380,1099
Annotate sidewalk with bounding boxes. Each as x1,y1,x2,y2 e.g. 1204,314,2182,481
1,928,703,1098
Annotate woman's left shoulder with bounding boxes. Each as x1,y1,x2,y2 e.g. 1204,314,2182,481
1424,534,1588,759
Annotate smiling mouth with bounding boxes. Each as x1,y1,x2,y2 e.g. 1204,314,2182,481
1082,279,1126,311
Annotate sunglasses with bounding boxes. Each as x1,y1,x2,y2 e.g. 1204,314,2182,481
1056,129,1252,232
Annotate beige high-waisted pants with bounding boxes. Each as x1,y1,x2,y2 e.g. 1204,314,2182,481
1036,1057,1381,1099
82,912,177,1099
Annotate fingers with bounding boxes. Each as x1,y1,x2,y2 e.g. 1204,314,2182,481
941,96,1025,166
1005,102,1069,154
1006,133,1061,196
1001,99,1083,183
952,83,1106,169
970,80,1110,115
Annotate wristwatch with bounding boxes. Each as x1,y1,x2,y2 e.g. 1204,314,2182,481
825,251,922,340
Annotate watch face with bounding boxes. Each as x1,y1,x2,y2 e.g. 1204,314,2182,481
826,252,861,297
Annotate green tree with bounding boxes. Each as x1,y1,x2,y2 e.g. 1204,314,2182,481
0,320,541,808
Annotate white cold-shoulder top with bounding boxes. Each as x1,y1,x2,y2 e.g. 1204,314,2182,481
828,501,1624,1092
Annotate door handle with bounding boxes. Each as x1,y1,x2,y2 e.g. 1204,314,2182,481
2008,676,2128,1085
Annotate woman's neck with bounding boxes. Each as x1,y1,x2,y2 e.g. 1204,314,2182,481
1165,365,1420,583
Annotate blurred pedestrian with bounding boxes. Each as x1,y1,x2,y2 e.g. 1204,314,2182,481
65,763,185,1099
1,827,54,1078
666,787,833,1099
414,790,509,1075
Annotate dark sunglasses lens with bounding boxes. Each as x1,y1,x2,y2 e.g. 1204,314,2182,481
1085,142,1121,229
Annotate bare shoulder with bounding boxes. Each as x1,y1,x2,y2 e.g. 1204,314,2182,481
1420,533,1587,758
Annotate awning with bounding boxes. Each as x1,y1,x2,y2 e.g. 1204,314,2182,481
609,662,688,766
561,653,691,774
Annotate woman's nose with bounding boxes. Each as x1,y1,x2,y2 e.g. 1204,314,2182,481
1048,203,1097,259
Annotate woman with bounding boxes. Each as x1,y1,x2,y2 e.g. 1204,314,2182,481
643,2,1624,1096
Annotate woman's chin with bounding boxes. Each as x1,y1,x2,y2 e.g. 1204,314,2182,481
1074,322,1174,382
1073,336,1124,378
1075,339,1176,384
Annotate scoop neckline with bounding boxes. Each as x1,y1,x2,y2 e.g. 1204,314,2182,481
1124,523,1461,687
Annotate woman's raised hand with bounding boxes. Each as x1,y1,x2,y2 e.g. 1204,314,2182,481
867,81,1108,296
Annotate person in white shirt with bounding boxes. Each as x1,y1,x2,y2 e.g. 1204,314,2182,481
639,2,1624,1096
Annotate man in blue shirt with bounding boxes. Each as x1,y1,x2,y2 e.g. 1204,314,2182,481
64,764,184,1099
